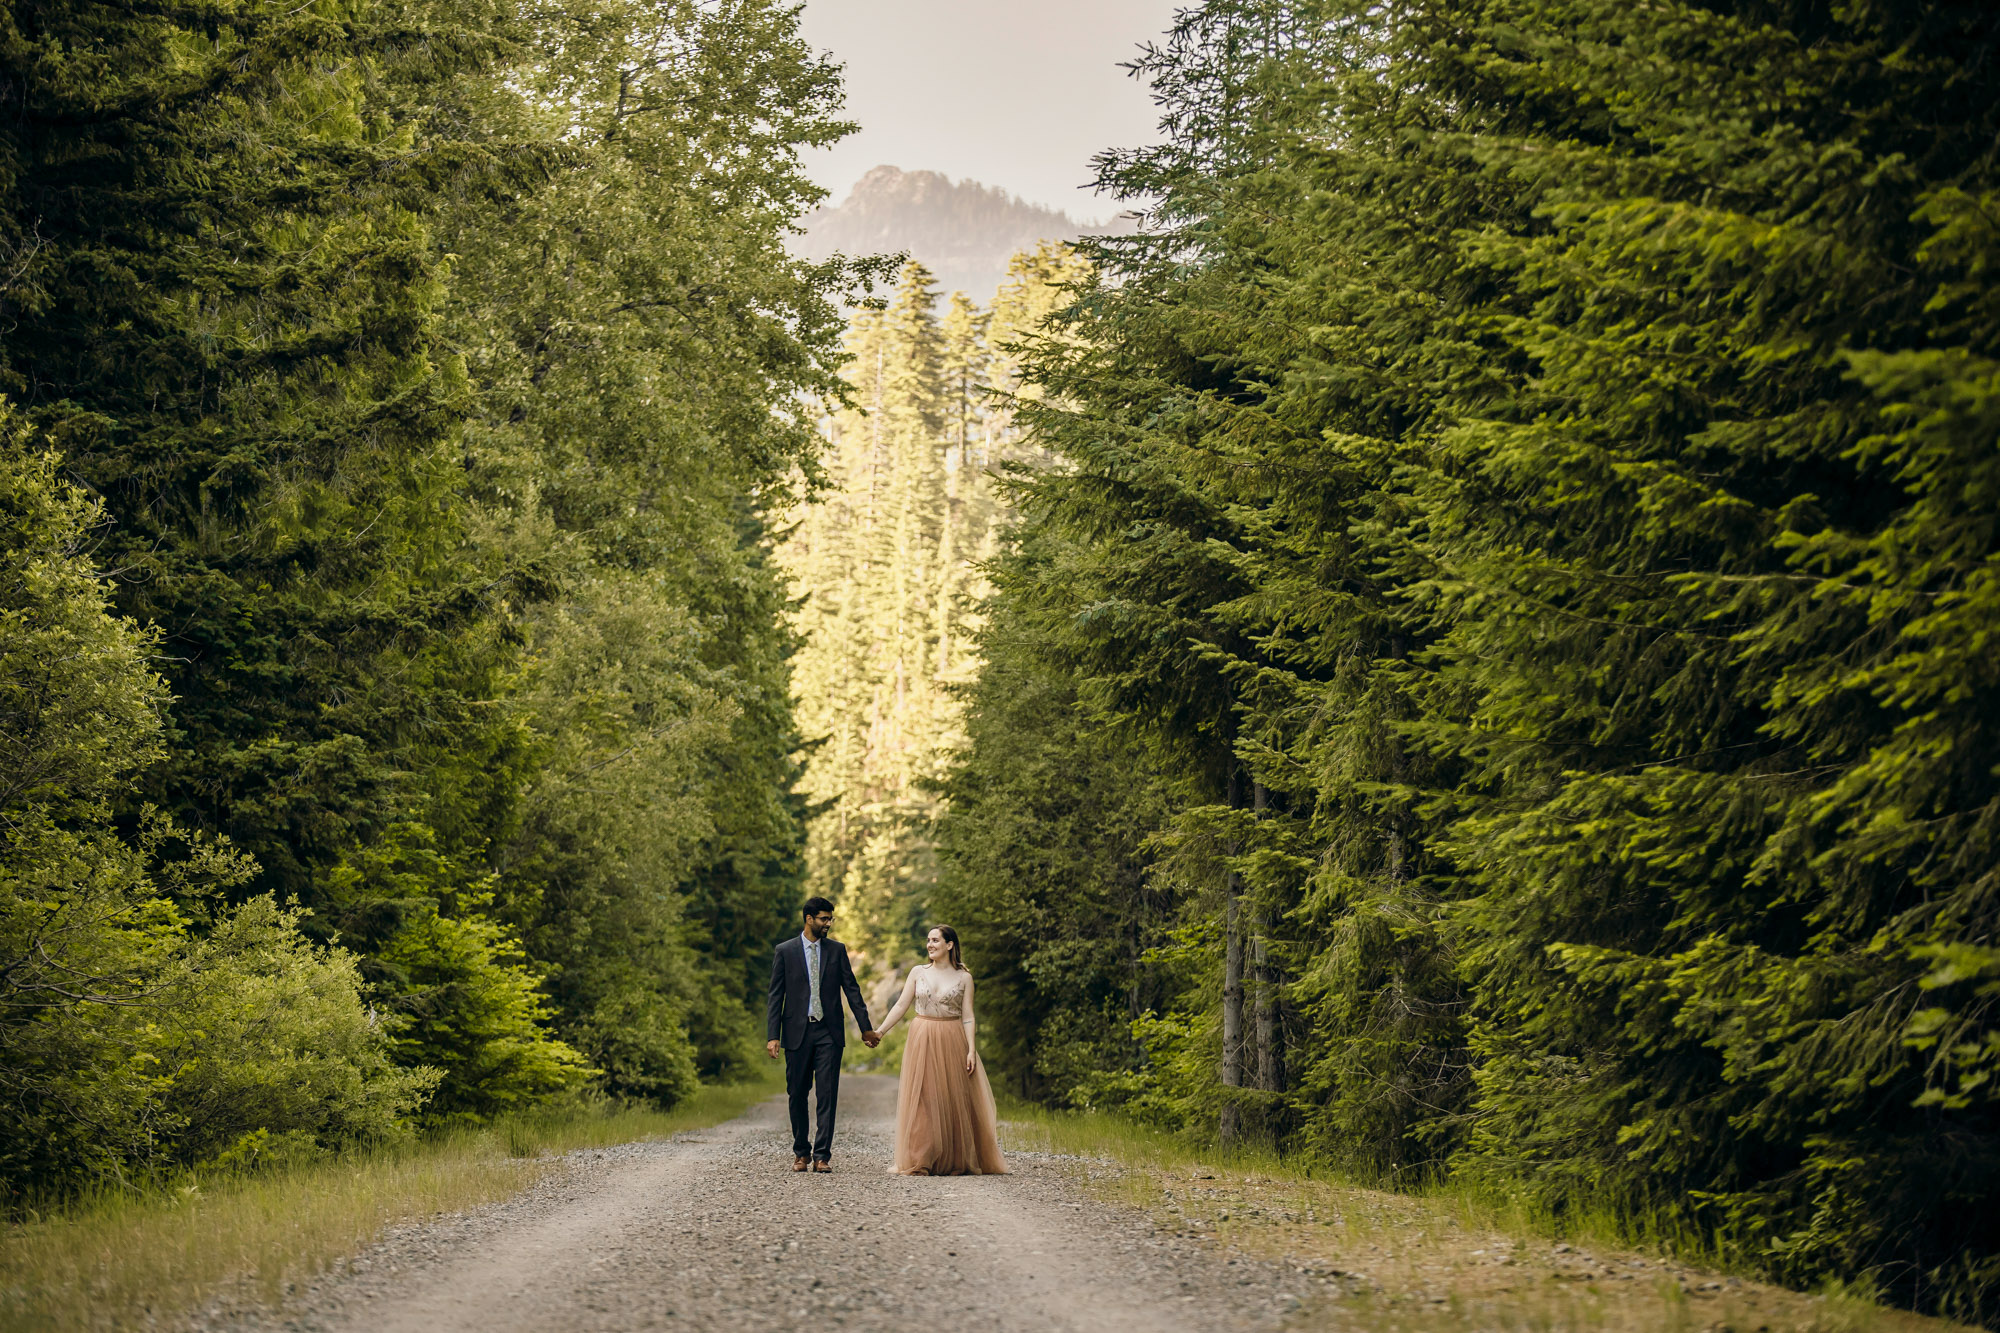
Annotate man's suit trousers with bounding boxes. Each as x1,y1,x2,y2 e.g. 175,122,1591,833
785,1018,842,1160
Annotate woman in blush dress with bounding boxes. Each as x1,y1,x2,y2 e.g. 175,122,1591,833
872,925,1008,1176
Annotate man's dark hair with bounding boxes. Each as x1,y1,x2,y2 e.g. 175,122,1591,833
801,896,835,919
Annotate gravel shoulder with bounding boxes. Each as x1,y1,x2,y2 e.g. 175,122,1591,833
196,1075,1965,1333
199,1075,1311,1333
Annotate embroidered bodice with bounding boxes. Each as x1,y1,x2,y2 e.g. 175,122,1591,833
913,964,969,1019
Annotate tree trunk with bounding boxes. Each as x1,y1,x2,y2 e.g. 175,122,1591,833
1251,781,1281,1099
1220,884,1245,1142
1252,933,1276,1090
1219,769,1245,1144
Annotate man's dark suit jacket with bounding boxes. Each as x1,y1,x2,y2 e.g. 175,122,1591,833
768,934,873,1050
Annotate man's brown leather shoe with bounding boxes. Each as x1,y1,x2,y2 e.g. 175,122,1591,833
812,1159,832,1173
792,1155,809,1172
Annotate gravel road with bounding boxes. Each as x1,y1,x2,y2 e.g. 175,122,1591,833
208,1075,1314,1333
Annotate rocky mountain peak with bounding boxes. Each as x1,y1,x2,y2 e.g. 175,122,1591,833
793,164,1128,304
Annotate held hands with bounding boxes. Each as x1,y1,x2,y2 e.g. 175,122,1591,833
769,1035,880,1054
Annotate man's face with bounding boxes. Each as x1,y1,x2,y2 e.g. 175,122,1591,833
805,910,833,940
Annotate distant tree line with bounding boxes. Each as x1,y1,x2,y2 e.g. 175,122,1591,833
0,0,854,1201
934,0,2000,1319
782,250,1085,971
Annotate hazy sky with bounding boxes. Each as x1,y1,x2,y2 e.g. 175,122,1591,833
797,0,1181,218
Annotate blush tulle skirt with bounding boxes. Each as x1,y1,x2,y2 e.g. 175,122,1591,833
890,1015,1008,1175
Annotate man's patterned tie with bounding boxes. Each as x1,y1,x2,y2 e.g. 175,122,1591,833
807,941,822,1020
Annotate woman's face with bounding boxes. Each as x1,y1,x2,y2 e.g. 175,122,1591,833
925,929,945,962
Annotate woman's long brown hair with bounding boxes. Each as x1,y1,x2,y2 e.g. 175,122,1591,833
932,924,963,970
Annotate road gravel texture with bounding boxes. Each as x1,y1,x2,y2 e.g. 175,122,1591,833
205,1075,1316,1333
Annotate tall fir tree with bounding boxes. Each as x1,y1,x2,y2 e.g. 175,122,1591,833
936,0,2000,1316
0,0,500,900
0,0,864,1191
785,257,1051,970
421,0,856,1090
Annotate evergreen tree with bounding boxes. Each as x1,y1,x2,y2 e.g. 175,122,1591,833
939,0,2000,1315
0,413,430,1196
786,263,970,966
934,527,1177,1106
1396,0,2000,1304
0,0,864,1187
430,0,858,1089
0,0,596,1126
0,0,499,899
785,253,1080,974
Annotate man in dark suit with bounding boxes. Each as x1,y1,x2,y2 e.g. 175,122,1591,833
767,896,878,1172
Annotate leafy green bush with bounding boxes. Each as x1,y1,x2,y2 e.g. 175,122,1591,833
377,902,593,1124
157,898,438,1169
319,821,594,1124
0,422,432,1198
0,427,210,1194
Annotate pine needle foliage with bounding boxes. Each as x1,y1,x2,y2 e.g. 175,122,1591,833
782,252,1076,971
0,0,859,1207
939,0,2000,1318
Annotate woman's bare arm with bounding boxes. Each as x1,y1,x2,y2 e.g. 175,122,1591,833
961,973,978,1073
875,969,920,1037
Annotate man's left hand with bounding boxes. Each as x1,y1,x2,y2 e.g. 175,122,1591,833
862,1030,881,1048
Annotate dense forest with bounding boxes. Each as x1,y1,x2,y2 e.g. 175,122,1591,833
925,0,2000,1323
3,0,1997,1324
780,246,1087,969
0,0,862,1198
